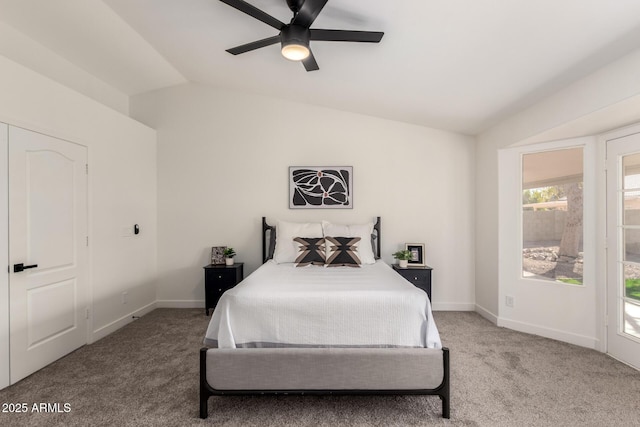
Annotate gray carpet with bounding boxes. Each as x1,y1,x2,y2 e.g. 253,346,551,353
0,309,639,426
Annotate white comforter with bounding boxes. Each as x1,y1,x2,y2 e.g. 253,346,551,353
204,260,442,349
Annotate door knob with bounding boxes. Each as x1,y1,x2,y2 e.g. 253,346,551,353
14,263,38,273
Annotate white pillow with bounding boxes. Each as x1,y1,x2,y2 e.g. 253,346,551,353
321,220,376,264
273,220,323,264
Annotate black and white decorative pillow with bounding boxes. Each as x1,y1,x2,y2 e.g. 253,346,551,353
325,236,361,267
293,237,326,267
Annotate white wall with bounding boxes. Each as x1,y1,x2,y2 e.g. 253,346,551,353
0,53,158,388
130,83,476,311
0,123,8,388
475,47,640,344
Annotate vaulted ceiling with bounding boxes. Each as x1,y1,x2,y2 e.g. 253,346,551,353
2,0,640,134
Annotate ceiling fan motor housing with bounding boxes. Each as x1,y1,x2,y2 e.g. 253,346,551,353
281,25,310,49
281,25,311,60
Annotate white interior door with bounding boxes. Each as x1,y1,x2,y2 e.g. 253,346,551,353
8,126,88,383
606,132,640,370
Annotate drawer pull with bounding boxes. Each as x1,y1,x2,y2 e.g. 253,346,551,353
218,275,223,279
414,277,418,281
218,288,222,292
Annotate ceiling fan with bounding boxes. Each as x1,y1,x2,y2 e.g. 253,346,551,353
219,0,384,71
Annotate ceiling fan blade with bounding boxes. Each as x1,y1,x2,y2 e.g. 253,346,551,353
310,29,384,43
219,0,285,30
302,50,319,71
292,0,328,28
226,35,281,55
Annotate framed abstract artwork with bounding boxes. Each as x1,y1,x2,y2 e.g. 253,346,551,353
211,246,227,265
405,243,425,267
289,166,353,209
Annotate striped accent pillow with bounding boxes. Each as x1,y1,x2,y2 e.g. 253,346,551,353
325,236,361,267
293,237,326,267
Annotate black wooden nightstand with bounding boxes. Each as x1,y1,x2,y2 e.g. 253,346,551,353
203,263,244,315
392,264,433,301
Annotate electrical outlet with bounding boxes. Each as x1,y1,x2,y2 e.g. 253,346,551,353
121,291,128,304
505,295,515,308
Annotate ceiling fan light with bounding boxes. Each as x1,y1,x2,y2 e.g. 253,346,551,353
281,43,310,61
281,25,310,61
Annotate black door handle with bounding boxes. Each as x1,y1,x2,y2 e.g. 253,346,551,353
14,263,38,273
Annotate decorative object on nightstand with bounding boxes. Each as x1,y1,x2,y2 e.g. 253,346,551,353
211,246,227,265
405,243,426,266
223,247,236,266
203,263,244,315
392,264,433,301
392,249,413,268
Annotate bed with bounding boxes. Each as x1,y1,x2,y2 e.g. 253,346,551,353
199,217,450,418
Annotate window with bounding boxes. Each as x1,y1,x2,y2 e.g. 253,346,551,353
522,148,584,284
623,154,640,311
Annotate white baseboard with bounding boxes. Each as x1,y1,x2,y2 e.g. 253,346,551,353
475,304,498,325
497,316,599,349
432,302,475,311
91,301,157,343
156,300,204,309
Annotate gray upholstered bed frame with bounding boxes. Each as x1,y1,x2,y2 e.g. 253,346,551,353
199,217,451,419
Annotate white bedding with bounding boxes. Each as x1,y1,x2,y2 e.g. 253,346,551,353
204,260,442,349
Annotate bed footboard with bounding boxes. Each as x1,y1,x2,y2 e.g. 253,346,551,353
199,347,450,419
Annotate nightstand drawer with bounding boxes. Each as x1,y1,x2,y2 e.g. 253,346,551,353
207,282,235,294
401,273,429,286
205,269,237,286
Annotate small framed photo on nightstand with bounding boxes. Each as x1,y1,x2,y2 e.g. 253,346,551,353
405,243,425,266
211,246,227,265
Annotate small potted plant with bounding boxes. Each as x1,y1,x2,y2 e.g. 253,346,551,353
223,247,236,266
392,249,413,268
